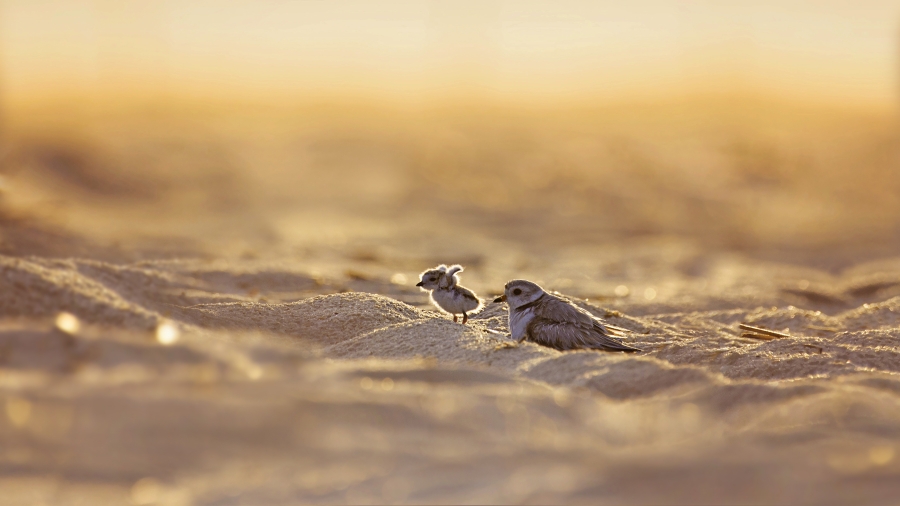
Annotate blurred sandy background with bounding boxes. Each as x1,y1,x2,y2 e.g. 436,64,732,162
2,0,898,264
2,1,900,505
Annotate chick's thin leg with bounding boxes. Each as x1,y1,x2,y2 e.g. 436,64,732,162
453,315,458,323
462,312,468,325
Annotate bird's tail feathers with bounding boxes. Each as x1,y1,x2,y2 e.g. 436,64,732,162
596,321,630,337
605,326,630,338
593,322,641,351
593,339,642,353
605,323,632,334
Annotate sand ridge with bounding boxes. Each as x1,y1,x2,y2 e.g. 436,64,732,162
4,252,900,389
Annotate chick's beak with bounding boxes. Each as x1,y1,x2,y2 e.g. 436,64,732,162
494,294,506,303
415,281,424,287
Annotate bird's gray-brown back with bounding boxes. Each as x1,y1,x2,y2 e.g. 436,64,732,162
525,293,639,351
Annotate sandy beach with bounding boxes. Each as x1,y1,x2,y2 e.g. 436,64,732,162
0,100,898,505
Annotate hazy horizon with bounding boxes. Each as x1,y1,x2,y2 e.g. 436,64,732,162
2,1,898,115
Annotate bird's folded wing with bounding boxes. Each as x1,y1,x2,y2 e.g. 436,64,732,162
528,318,639,351
459,288,480,302
533,295,595,326
527,318,591,350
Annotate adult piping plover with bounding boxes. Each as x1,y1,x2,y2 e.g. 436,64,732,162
494,279,641,352
416,264,483,324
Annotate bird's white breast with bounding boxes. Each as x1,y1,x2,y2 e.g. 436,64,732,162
509,307,535,341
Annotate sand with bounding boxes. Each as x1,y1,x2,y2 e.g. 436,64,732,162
2,249,900,505
1,107,900,504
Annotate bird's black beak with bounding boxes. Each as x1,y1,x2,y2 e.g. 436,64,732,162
494,294,506,303
415,281,424,287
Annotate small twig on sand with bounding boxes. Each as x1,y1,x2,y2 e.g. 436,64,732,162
741,332,778,341
739,324,791,339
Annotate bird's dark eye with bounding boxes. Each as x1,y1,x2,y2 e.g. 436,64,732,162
429,277,436,281
512,288,522,296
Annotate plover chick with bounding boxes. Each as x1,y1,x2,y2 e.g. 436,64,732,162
494,279,641,352
417,264,483,324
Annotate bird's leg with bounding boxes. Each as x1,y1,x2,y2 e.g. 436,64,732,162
462,312,468,325
453,315,458,323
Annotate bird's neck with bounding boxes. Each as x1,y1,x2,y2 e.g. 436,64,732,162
513,293,545,312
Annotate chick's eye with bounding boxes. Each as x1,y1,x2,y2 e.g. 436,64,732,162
512,288,522,296
429,277,436,281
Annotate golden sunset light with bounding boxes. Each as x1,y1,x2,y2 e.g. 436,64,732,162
1,3,899,504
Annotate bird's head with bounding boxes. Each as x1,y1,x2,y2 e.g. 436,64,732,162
416,265,448,290
494,279,545,308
